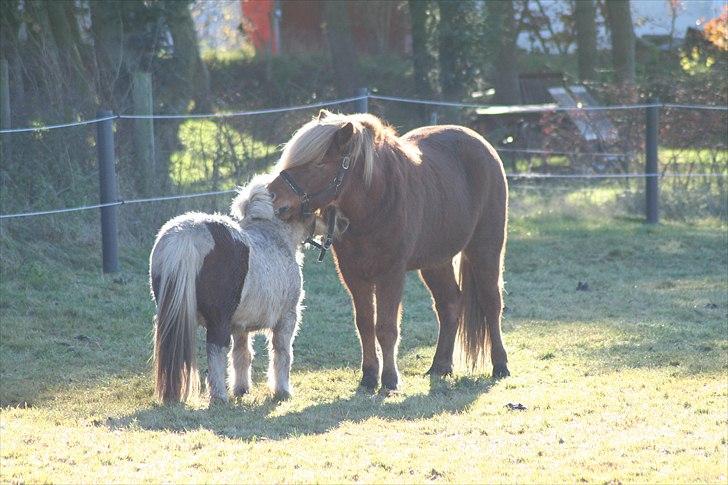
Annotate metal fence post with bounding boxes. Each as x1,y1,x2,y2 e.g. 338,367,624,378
96,110,119,273
645,100,659,224
356,87,368,113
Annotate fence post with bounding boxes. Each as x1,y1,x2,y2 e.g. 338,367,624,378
97,110,119,273
132,71,155,195
356,87,368,113
645,100,659,224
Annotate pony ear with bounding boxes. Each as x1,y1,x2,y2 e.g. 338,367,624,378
317,109,330,121
334,122,354,150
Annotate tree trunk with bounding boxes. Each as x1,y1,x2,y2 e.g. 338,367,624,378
487,0,521,104
165,1,211,113
46,0,94,106
323,0,359,97
409,0,432,96
437,0,467,100
90,1,125,109
409,0,433,122
605,0,636,86
0,0,26,122
25,0,64,104
575,0,598,81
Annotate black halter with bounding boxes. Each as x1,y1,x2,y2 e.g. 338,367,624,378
279,155,350,217
305,206,337,262
279,155,351,262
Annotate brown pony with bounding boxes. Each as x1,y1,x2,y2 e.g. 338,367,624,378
268,110,509,391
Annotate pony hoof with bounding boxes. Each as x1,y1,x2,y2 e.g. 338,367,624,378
381,370,399,391
273,390,291,401
233,386,249,397
360,368,379,390
492,364,510,379
378,386,399,397
425,363,453,377
209,395,228,406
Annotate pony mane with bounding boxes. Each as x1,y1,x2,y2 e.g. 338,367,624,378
277,112,400,186
230,174,275,221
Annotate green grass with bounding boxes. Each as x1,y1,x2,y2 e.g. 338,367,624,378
1,211,727,483
502,148,728,174
170,120,278,187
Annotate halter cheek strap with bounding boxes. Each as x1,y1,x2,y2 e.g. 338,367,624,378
304,207,337,262
279,171,312,215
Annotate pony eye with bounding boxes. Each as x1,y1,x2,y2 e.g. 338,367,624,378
314,160,326,168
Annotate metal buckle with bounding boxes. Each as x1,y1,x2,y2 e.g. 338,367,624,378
342,156,351,169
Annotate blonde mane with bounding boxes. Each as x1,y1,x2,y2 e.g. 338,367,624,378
277,111,400,186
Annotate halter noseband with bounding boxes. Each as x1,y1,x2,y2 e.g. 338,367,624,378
278,155,351,262
278,155,350,217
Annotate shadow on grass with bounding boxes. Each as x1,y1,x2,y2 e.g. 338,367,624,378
110,375,494,440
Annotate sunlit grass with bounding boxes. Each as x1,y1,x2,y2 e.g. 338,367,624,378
503,148,727,174
660,147,728,167
1,211,726,483
170,120,277,187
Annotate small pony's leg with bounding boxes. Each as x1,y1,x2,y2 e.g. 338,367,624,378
375,270,406,391
206,322,231,403
229,330,253,397
268,312,296,400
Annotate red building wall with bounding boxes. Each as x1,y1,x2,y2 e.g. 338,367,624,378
242,0,409,56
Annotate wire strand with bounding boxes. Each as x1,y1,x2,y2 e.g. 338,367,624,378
118,96,366,120
368,94,664,112
0,115,118,134
2,174,725,220
0,189,236,220
4,96,724,133
0,96,366,133
498,148,633,158
369,94,728,113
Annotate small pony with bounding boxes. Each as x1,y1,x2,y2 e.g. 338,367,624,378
149,181,311,404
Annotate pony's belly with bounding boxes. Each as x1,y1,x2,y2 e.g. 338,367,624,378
231,296,281,332
230,263,302,332
407,223,473,270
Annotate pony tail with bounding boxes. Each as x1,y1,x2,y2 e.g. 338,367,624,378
456,253,490,370
151,237,204,403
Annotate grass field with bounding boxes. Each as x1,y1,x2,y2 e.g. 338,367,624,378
1,207,727,483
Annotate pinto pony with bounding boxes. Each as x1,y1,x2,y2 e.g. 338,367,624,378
268,110,509,391
149,182,309,404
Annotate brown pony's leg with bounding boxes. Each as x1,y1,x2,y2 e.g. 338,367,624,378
375,270,406,391
420,263,462,376
466,230,509,378
339,268,379,389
